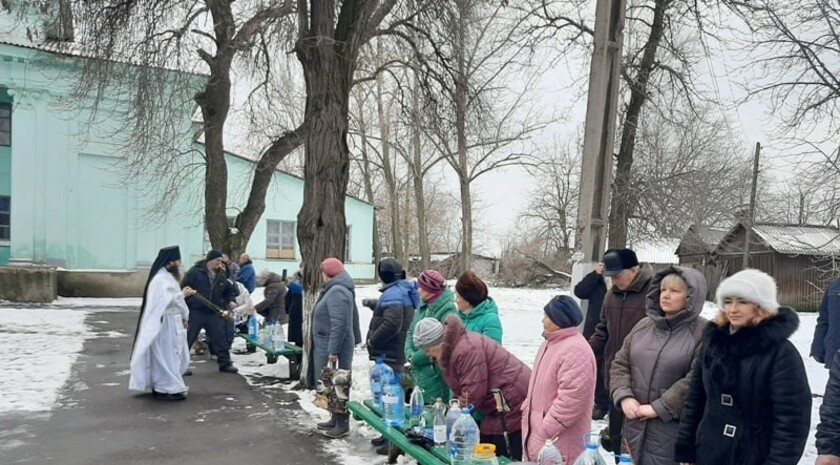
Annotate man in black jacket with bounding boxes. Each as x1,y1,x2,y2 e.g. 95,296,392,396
182,250,239,373
818,350,840,465
574,261,609,420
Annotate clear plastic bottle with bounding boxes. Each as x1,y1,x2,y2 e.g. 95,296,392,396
449,408,479,465
248,314,258,339
369,359,394,411
445,399,462,437
432,398,447,446
617,454,633,464
537,439,564,465
473,443,499,465
572,433,607,465
409,387,425,421
382,374,405,426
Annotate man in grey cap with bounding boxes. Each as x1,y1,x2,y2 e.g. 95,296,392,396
588,248,652,458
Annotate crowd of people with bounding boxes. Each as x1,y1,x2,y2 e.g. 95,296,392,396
130,244,840,465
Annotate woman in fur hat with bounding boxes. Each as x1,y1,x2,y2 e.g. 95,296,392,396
674,269,811,465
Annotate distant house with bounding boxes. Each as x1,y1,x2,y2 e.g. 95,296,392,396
694,222,840,311
675,225,730,299
408,252,500,279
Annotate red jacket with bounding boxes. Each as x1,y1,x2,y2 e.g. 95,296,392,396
439,314,531,435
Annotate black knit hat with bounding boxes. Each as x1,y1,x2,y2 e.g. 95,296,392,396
544,295,583,328
206,250,223,262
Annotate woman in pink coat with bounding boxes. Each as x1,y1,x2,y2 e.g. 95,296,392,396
522,295,597,463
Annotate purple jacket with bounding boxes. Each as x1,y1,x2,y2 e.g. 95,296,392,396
439,314,531,436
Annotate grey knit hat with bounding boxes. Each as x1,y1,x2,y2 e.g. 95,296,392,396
715,268,780,314
413,318,445,349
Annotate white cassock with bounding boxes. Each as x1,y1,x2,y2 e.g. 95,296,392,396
129,268,190,394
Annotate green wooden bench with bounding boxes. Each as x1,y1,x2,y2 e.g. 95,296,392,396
347,399,513,465
235,333,303,380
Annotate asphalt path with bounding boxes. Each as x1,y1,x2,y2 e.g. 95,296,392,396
0,310,338,465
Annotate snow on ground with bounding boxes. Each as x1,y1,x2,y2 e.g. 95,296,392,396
0,283,830,464
0,308,93,413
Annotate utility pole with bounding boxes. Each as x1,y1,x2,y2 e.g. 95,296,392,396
572,0,627,292
742,142,760,269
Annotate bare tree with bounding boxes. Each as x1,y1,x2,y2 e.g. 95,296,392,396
418,0,547,273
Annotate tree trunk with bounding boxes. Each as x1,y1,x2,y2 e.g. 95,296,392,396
376,51,403,263
455,0,472,275
412,72,431,270
608,0,670,248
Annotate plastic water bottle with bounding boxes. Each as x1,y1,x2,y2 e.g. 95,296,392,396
369,358,395,411
449,408,479,465
445,399,462,437
572,433,607,465
409,387,425,421
617,455,632,464
248,314,258,340
382,374,405,426
537,440,564,465
433,398,447,446
473,443,499,465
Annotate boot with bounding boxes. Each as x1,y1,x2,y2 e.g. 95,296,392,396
317,414,336,430
322,413,350,439
370,435,386,447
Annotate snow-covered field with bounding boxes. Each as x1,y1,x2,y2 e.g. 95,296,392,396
0,284,830,464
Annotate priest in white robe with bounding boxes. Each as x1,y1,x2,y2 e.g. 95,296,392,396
130,246,194,401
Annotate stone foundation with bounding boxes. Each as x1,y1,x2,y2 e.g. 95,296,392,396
57,270,146,298
0,266,58,302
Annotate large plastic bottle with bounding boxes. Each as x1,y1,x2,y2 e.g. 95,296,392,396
433,398,447,446
409,387,425,421
369,358,395,411
248,314,258,340
382,374,405,427
445,399,462,437
537,439,564,465
449,408,479,465
572,433,607,465
617,454,633,464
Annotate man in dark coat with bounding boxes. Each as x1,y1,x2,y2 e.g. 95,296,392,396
812,278,840,367
363,258,419,455
182,250,239,373
285,270,304,346
574,261,609,419
588,248,652,458
255,270,288,324
237,253,257,293
818,350,840,465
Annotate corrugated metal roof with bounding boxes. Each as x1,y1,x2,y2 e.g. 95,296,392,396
627,239,680,264
752,224,840,256
696,226,729,250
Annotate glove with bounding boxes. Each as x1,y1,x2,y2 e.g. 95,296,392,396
362,298,378,309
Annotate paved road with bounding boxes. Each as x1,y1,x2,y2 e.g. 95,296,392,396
0,310,336,465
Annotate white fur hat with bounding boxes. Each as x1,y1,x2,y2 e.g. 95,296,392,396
715,268,780,314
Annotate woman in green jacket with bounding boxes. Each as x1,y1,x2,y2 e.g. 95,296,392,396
405,270,456,402
454,271,503,343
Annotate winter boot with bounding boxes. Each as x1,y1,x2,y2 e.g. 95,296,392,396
322,413,350,439
317,414,336,430
370,435,386,447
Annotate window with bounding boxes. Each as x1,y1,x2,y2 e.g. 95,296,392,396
345,226,352,262
0,196,9,241
0,103,10,147
267,220,295,259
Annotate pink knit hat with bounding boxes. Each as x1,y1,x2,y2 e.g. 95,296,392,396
320,257,345,278
417,270,445,293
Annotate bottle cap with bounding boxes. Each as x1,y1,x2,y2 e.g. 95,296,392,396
474,443,495,454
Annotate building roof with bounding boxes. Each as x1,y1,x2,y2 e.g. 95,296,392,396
676,225,730,255
0,37,208,77
627,239,680,264
749,223,840,256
